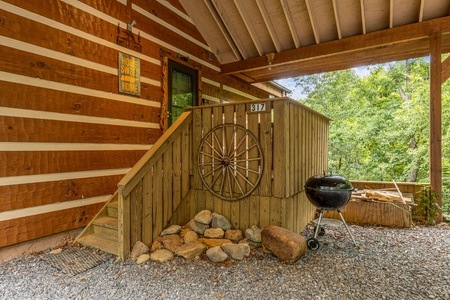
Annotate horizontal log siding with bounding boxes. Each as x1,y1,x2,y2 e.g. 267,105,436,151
187,98,329,233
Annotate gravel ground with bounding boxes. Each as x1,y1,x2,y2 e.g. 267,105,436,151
0,223,449,300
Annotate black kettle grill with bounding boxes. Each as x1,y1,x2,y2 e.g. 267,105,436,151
304,170,357,250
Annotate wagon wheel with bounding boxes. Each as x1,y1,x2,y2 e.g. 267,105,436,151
198,124,264,201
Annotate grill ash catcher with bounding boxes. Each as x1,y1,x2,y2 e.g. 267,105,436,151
304,170,358,250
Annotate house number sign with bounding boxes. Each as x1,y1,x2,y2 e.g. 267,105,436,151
248,103,269,113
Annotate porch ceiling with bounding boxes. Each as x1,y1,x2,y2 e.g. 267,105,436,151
179,0,450,83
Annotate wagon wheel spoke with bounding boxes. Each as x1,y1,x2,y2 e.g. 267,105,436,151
197,124,264,201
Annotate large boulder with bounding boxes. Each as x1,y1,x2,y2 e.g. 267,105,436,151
176,241,207,260
221,243,250,260
211,213,232,230
261,225,307,264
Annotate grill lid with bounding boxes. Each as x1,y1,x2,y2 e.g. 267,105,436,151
305,170,353,191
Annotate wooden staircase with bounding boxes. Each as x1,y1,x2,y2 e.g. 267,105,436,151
75,192,119,255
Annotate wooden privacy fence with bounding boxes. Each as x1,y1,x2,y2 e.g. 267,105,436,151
115,97,330,259
187,98,330,235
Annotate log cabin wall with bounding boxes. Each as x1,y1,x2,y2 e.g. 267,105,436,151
0,0,277,248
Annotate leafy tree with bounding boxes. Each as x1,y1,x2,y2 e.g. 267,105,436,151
293,58,449,214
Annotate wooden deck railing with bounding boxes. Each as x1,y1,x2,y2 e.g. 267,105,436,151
116,112,192,260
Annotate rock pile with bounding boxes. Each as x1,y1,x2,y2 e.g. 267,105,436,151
131,210,307,265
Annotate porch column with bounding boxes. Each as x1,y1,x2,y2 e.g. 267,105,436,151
429,32,442,221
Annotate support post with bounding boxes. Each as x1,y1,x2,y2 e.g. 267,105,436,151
429,32,442,222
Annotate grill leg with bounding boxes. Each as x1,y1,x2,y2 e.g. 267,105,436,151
313,209,324,239
337,210,357,247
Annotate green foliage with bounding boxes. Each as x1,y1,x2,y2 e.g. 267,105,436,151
414,185,441,225
293,58,450,214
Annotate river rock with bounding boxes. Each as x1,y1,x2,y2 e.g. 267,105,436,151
130,241,149,259
150,238,164,252
261,225,307,264
204,228,225,239
245,225,262,243
160,225,181,236
150,249,174,263
183,230,199,244
225,229,243,243
239,238,261,249
161,234,183,253
198,238,232,248
176,241,207,260
221,243,250,260
211,213,232,230
206,246,228,263
194,210,213,225
189,219,209,235
136,254,150,264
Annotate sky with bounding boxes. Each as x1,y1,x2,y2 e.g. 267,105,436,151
276,66,372,100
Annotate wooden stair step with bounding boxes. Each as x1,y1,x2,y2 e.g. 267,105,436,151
77,234,118,256
92,216,118,241
107,201,118,218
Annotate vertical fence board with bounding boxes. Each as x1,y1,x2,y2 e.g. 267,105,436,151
192,109,203,189
273,102,286,197
259,103,272,197
259,195,270,229
223,105,235,220
142,172,153,245
163,147,173,226
130,179,143,247
153,158,163,239
118,192,130,260
173,136,182,209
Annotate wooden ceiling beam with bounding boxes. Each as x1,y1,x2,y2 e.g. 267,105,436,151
244,38,433,82
221,16,450,76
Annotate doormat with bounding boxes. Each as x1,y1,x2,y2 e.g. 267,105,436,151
41,248,106,276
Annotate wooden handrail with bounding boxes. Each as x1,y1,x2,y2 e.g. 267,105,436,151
118,111,193,197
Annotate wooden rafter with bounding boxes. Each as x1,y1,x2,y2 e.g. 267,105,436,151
419,0,425,22
233,0,264,56
221,16,450,77
256,0,281,52
204,0,245,60
280,0,301,48
305,0,320,44
389,0,394,28
332,0,342,40
360,0,367,34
